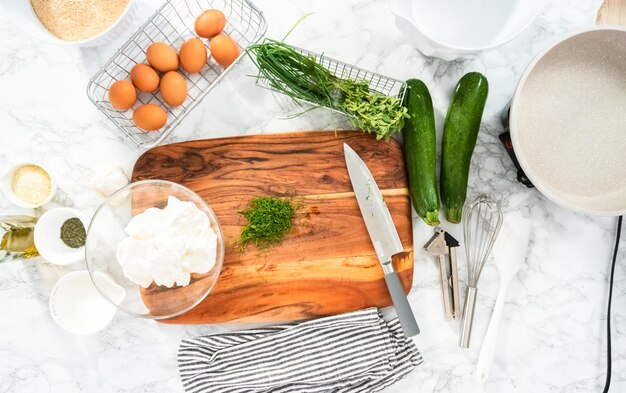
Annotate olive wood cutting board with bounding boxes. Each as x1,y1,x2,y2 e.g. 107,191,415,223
132,131,414,323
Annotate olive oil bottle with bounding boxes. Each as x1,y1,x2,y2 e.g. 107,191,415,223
0,216,39,263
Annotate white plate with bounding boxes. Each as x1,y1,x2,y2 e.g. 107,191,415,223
511,27,626,215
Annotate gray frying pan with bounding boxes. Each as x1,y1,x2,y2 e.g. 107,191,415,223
510,26,626,215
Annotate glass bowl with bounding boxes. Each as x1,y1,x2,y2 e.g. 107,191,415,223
85,180,224,319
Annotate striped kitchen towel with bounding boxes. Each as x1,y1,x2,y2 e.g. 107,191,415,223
178,308,423,393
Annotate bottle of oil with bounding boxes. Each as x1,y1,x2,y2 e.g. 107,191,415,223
1,216,39,263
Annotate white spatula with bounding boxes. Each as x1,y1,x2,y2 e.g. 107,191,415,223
475,212,532,383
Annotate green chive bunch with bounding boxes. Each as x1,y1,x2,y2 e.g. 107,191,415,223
248,38,408,140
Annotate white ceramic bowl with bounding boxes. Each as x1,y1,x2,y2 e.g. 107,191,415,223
510,27,626,216
0,0,137,47
34,208,90,265
49,270,124,335
0,162,56,208
390,0,545,60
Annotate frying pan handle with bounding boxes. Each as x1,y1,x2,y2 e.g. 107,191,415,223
384,271,420,337
499,102,534,188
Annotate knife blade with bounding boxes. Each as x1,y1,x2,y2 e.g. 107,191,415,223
343,143,420,337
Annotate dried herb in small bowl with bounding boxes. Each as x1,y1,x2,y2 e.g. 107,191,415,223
60,217,86,249
238,197,297,251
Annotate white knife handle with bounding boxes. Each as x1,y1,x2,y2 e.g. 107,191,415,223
476,289,506,382
384,271,420,337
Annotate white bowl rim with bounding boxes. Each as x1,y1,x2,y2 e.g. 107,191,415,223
85,179,225,320
391,0,546,52
49,270,120,335
35,207,89,265
1,162,57,208
19,0,135,46
510,26,626,216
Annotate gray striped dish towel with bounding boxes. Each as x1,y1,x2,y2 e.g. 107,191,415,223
178,308,423,393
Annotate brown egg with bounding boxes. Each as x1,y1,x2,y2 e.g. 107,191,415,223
130,64,160,93
146,42,179,72
133,104,167,131
210,34,240,68
160,71,187,107
179,38,207,73
194,9,226,38
108,80,137,110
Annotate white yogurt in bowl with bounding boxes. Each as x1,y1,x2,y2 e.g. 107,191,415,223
117,195,218,288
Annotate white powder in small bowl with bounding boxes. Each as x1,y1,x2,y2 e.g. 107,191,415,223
11,164,52,205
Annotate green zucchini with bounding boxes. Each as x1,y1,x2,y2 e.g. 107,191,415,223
441,72,488,223
402,79,439,226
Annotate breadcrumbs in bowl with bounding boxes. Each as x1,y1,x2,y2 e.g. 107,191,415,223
31,0,131,41
0,0,136,47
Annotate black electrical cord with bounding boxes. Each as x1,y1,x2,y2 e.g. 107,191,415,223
603,215,623,393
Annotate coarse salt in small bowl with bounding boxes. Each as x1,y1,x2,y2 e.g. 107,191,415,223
85,180,224,320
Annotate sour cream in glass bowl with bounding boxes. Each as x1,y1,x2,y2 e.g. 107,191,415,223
85,180,224,319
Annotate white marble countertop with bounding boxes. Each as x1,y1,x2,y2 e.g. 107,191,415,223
1,0,624,392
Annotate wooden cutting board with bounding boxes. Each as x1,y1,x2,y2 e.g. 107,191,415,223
132,131,414,323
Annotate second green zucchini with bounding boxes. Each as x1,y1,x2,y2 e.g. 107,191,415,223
440,72,489,223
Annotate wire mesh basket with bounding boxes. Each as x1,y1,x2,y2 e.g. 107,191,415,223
87,0,267,148
254,44,407,129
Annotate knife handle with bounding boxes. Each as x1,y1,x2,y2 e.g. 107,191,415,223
384,271,420,337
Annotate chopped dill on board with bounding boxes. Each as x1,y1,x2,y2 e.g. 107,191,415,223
238,197,297,251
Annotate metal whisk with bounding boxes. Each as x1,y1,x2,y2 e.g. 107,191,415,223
459,195,503,348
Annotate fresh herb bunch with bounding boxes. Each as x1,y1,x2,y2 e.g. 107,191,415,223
247,38,408,140
238,196,297,251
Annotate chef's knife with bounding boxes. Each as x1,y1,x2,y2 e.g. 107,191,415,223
343,143,420,337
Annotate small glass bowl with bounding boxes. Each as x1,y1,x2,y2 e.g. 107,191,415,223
85,180,224,319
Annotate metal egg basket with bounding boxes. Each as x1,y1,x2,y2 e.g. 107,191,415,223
87,0,267,148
